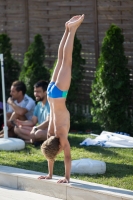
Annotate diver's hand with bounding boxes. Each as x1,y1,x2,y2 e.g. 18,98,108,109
57,177,69,183
38,174,52,180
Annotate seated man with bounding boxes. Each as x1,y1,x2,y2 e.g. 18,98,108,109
14,80,50,144
0,80,35,137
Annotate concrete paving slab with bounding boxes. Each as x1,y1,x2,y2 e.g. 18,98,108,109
0,186,63,200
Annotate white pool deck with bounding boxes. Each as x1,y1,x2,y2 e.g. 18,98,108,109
0,165,133,200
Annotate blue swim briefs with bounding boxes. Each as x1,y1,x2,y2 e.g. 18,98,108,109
47,82,68,98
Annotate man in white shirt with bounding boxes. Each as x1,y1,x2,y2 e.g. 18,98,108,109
14,80,50,144
0,80,35,137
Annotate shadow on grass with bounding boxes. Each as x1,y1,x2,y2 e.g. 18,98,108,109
3,159,133,180
3,159,66,177
105,162,133,178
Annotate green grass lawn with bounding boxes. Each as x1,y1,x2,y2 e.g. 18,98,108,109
0,133,133,191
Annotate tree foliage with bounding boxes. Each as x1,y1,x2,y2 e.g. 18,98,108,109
0,34,20,101
19,34,50,98
90,24,132,133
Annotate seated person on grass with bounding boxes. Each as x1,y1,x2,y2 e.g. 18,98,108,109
14,80,50,144
0,80,35,138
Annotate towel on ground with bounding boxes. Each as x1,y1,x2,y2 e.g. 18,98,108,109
80,131,133,148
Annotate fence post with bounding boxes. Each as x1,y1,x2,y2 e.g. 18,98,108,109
93,0,99,66
24,0,30,50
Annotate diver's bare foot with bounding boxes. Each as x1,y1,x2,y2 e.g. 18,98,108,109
68,14,84,31
65,15,81,29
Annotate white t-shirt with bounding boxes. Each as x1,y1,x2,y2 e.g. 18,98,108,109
7,94,35,120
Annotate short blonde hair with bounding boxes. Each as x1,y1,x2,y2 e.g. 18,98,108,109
41,136,60,160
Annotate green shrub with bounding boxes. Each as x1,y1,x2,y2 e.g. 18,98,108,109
19,34,50,98
90,24,132,134
70,117,102,133
0,34,20,101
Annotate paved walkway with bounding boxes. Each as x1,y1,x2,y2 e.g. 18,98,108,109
0,186,63,200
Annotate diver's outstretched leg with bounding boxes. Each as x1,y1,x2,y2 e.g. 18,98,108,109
51,15,82,82
55,14,84,90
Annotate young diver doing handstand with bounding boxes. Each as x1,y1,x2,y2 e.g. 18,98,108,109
38,14,85,183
